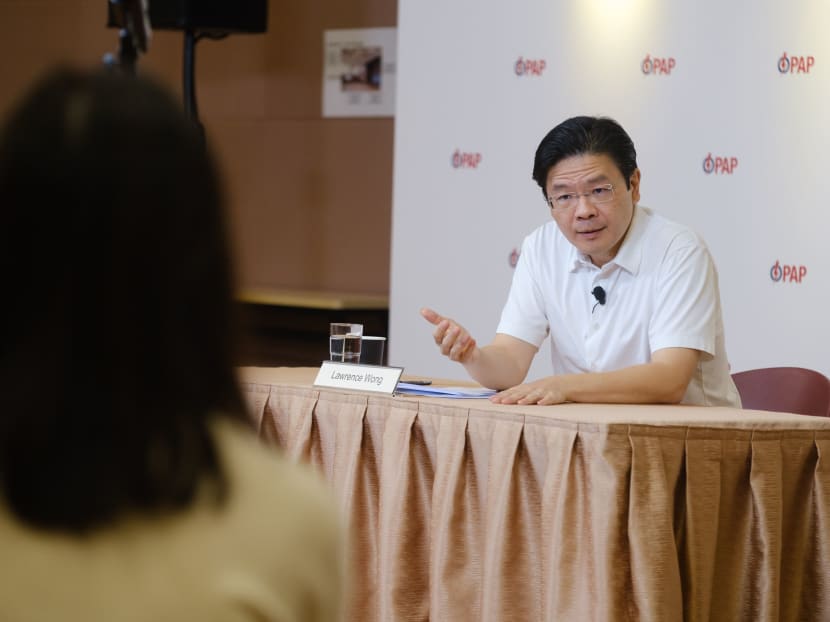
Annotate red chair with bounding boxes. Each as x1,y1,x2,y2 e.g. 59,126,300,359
732,367,830,417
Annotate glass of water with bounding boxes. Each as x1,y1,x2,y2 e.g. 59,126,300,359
329,323,363,363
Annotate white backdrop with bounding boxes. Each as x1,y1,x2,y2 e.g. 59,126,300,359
389,0,830,382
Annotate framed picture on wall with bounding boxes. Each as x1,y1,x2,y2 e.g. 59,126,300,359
322,27,397,117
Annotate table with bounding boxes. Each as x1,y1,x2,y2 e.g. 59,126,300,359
240,367,830,622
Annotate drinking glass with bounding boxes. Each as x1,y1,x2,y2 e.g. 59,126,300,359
359,336,386,365
329,323,363,363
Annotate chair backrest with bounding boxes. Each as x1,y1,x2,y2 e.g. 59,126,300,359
732,367,830,417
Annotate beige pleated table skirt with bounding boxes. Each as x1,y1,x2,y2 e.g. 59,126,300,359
240,366,830,622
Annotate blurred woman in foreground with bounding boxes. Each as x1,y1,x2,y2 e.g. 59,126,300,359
0,68,342,621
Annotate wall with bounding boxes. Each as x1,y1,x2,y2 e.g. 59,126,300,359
0,0,396,295
390,0,830,379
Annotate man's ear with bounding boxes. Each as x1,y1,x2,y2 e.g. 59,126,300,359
629,168,641,203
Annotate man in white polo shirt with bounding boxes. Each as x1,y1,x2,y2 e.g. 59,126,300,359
422,116,741,407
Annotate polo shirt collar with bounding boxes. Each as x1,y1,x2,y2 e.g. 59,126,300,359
569,205,647,275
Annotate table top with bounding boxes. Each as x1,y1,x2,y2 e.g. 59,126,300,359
239,366,830,432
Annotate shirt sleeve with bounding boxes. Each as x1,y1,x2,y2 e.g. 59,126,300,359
649,232,719,357
496,235,550,348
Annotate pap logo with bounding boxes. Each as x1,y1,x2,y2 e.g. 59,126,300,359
703,153,738,175
641,54,676,75
451,150,482,169
770,260,807,283
509,247,520,268
515,57,547,76
778,52,815,74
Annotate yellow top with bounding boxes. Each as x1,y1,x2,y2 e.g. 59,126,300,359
0,419,343,622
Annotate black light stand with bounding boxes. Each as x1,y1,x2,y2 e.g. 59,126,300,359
106,0,267,134
103,0,149,75
182,30,227,135
183,29,198,122
106,27,138,74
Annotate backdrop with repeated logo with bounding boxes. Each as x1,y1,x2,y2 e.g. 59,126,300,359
389,0,829,382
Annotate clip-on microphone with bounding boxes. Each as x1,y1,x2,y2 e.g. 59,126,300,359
591,286,606,313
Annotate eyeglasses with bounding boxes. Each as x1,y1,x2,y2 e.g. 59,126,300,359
546,184,616,210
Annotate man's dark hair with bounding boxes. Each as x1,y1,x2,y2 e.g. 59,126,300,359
0,68,248,532
532,116,638,199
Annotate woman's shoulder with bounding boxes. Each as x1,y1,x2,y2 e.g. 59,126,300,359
0,418,344,622
213,418,340,532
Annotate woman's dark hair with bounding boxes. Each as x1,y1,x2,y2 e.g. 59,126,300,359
0,68,248,532
532,116,638,199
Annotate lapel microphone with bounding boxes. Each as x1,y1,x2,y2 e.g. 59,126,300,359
591,286,606,313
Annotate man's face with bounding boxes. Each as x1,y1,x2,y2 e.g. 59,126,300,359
545,152,640,268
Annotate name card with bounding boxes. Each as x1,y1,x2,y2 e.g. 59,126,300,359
314,361,404,395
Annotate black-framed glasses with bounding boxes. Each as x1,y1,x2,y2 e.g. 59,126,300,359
546,184,616,210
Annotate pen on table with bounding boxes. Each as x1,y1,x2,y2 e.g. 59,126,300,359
403,379,432,385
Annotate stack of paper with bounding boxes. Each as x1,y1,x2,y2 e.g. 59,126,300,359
394,382,496,399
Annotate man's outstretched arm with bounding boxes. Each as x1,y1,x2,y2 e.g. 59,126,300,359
421,307,537,389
